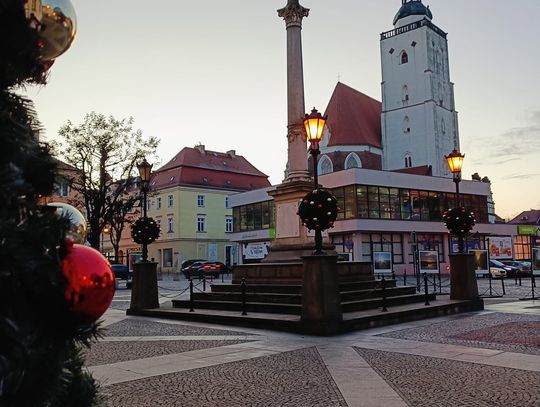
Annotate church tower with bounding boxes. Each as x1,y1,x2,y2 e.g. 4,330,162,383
380,0,459,177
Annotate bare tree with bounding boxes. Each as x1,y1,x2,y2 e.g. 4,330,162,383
57,112,158,249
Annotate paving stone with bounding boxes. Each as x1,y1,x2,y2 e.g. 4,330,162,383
103,347,348,407
355,347,540,407
84,340,251,367
104,319,251,337
451,321,540,349
378,312,540,355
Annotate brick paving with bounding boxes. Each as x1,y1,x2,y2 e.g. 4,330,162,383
378,312,540,355
103,347,348,407
84,340,251,367
451,321,540,349
104,319,252,337
355,347,540,407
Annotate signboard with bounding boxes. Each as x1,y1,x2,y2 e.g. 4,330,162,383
418,250,439,274
345,238,354,252
128,252,142,272
488,236,513,259
533,247,540,276
469,249,489,276
243,242,269,260
373,251,392,274
517,225,540,236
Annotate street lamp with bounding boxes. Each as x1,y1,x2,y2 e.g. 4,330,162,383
445,149,465,253
137,157,153,262
304,107,327,254
101,225,110,255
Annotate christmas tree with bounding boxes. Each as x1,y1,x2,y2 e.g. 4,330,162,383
0,1,102,405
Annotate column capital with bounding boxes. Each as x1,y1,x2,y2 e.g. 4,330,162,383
278,0,309,28
287,123,306,144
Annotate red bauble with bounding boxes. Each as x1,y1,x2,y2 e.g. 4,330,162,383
62,243,115,324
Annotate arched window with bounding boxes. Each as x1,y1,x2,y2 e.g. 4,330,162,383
402,84,409,102
318,155,333,175
345,153,362,169
402,116,410,133
401,51,408,64
404,155,412,168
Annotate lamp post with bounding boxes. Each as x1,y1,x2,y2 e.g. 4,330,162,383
303,107,327,254
445,149,465,253
137,157,153,262
101,225,110,255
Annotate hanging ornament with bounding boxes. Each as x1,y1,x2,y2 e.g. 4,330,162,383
24,0,77,60
47,202,87,244
62,243,115,324
131,217,161,244
443,207,476,236
297,188,338,231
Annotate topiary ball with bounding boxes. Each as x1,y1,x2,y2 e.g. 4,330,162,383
297,189,338,231
131,217,160,244
443,207,476,236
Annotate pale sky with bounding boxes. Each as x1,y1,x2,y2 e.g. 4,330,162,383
27,0,540,220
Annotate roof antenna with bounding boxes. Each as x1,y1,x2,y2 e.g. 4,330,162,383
337,72,341,82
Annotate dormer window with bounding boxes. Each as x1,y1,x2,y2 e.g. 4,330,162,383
401,51,408,64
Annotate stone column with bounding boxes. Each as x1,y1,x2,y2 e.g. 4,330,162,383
449,253,479,300
278,0,310,182
129,262,159,310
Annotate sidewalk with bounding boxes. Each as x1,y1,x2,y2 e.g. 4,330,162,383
88,289,539,407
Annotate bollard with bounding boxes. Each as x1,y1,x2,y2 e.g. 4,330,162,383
403,269,407,286
423,273,430,306
202,276,206,292
518,275,522,286
221,271,224,283
241,277,247,315
501,278,506,295
381,276,388,312
189,279,194,312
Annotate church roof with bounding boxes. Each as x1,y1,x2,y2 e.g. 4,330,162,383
324,82,382,149
150,146,271,192
393,0,433,25
508,210,540,225
392,165,433,176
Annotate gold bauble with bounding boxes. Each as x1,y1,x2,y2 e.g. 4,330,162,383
25,0,77,60
48,202,87,244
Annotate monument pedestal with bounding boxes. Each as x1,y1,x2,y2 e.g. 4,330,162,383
300,255,342,335
129,262,159,310
449,254,479,300
264,180,335,263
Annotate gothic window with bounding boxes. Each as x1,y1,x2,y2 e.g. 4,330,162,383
345,153,362,169
402,85,409,103
404,155,412,168
402,116,410,133
400,51,408,64
318,155,333,175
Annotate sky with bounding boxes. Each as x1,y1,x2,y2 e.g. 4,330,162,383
26,0,540,220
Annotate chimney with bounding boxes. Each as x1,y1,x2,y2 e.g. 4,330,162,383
195,144,205,154
226,150,236,158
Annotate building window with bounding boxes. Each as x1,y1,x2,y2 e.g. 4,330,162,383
403,116,410,133
156,197,162,209
404,156,412,168
225,196,230,209
163,248,173,268
167,217,173,233
54,179,70,197
513,236,531,260
156,218,161,237
401,51,408,64
197,195,205,207
318,155,333,175
147,199,151,211
197,216,205,232
225,216,233,233
168,195,173,207
362,234,404,264
233,200,275,232
345,153,361,169
402,85,409,103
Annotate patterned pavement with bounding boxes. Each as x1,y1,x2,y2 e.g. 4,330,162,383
87,281,540,406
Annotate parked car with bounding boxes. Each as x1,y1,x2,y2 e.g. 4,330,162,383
111,264,132,288
181,259,207,271
182,261,208,278
199,261,230,278
489,259,510,278
500,260,531,276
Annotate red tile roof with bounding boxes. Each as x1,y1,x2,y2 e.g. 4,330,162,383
151,146,271,192
508,210,540,225
324,82,382,148
392,165,433,176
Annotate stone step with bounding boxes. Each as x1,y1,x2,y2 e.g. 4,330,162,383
341,293,436,313
340,286,417,301
209,283,302,294
172,299,302,315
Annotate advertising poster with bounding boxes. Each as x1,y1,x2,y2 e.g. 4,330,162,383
469,249,488,276
533,247,540,276
488,236,513,259
419,250,439,274
373,251,392,274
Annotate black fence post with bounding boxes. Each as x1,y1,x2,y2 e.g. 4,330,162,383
202,275,206,292
221,270,224,283
488,272,493,296
241,277,247,316
189,279,194,312
404,268,407,286
381,276,388,312
501,278,506,296
424,273,430,306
